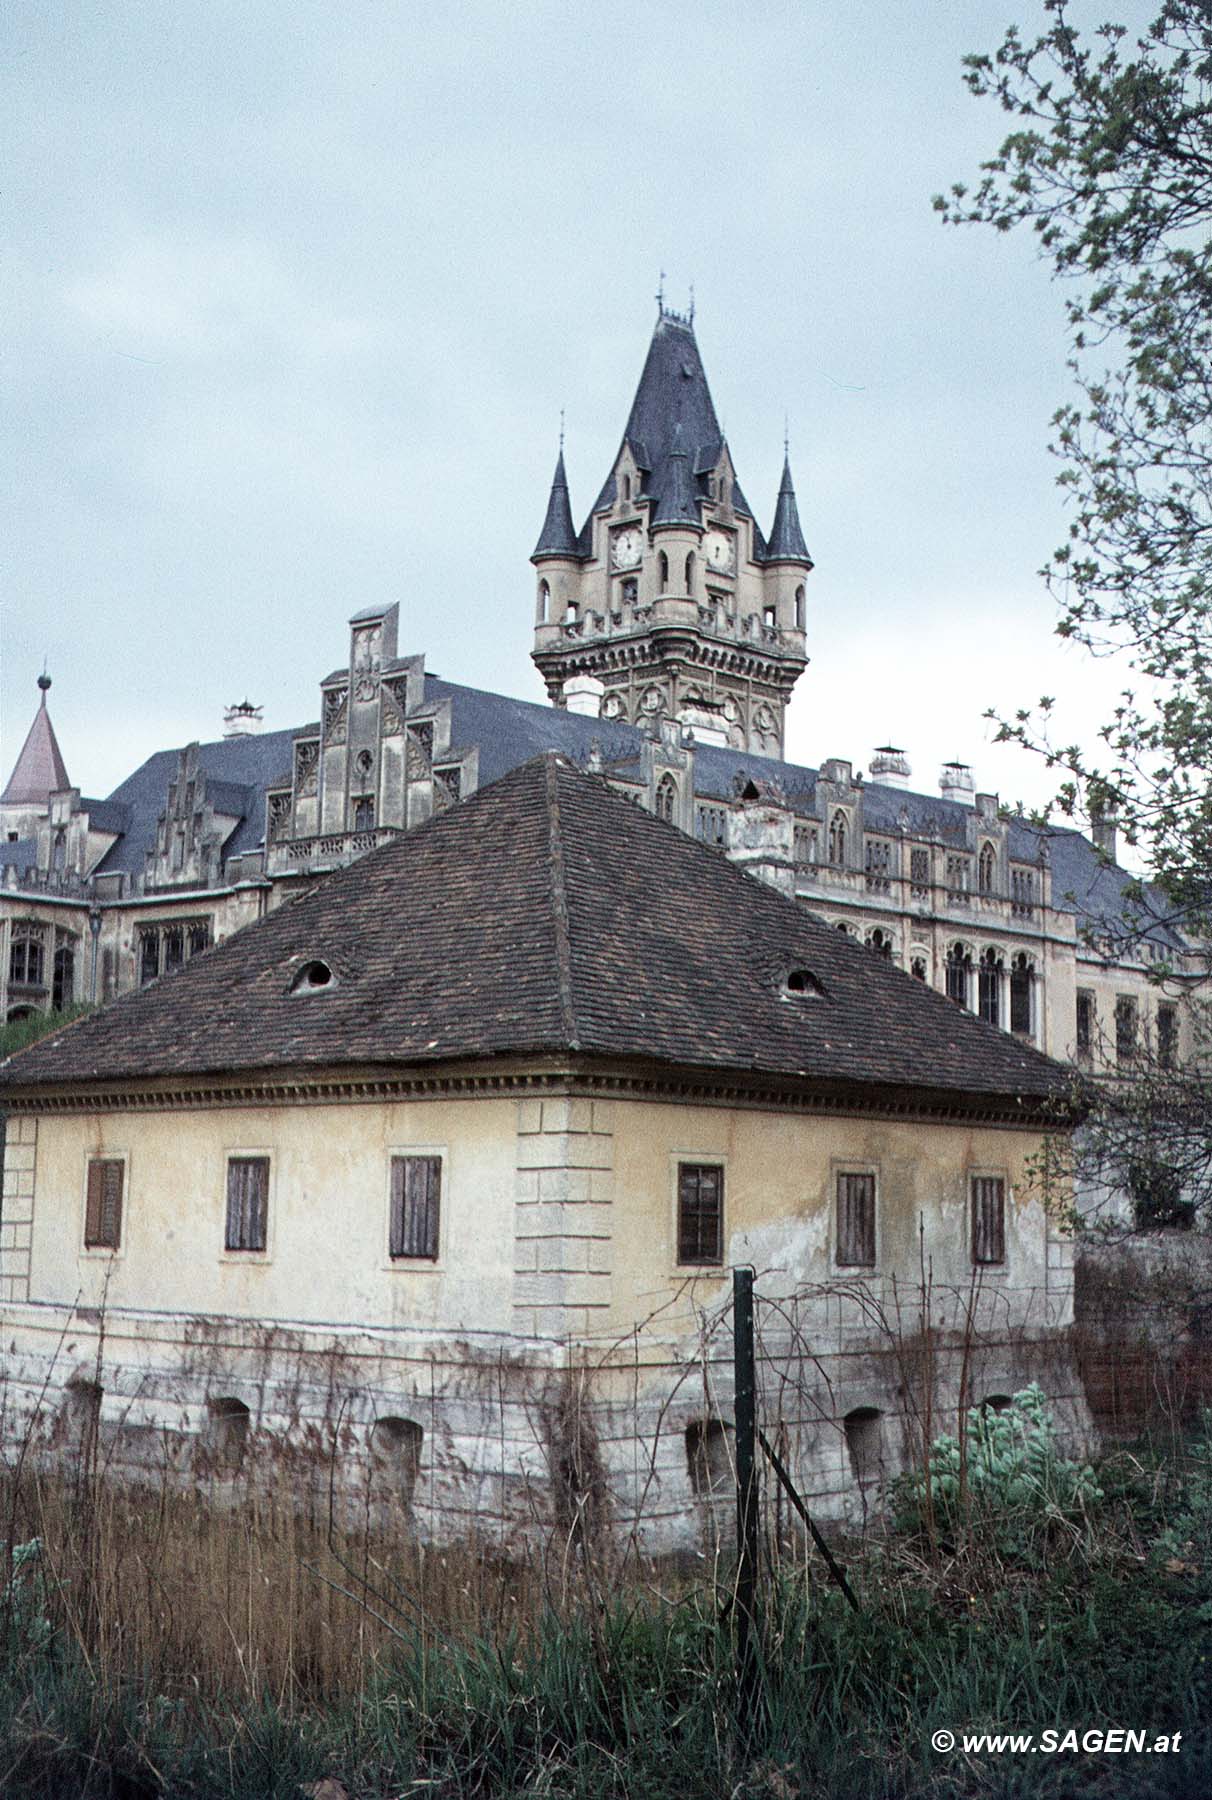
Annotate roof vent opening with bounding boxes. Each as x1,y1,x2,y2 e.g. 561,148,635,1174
784,968,823,998
290,958,335,994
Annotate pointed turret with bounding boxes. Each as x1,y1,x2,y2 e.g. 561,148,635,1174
532,449,582,561
765,454,812,565
2,675,70,807
650,421,701,527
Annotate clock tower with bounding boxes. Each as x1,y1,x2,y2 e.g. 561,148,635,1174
531,302,812,757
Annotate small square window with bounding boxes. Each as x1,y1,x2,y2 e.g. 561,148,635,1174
84,1158,124,1250
971,1175,1006,1266
390,1155,441,1260
836,1171,876,1267
225,1156,269,1252
677,1163,723,1266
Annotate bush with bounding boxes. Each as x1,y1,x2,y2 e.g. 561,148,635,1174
892,1383,1103,1551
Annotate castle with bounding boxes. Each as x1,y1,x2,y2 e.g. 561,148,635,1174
0,305,1194,1543
2,302,1192,1095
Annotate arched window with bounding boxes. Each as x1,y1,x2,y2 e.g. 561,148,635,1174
763,604,776,629
843,1407,883,1485
866,928,894,959
684,552,695,594
658,551,669,589
369,1416,423,1504
621,474,631,502
58,1377,102,1462
978,948,1002,1026
537,579,550,625
8,928,45,988
621,577,638,607
565,597,579,623
1010,953,1034,1036
200,1397,250,1476
945,942,971,1007
911,954,928,981
795,584,806,630
656,774,677,823
978,841,996,897
685,1419,734,1497
828,810,847,867
52,942,75,1011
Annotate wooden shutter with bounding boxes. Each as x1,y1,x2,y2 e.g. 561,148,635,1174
678,1164,723,1266
390,1156,441,1259
84,1159,123,1249
836,1172,876,1266
971,1176,1006,1265
226,1157,268,1251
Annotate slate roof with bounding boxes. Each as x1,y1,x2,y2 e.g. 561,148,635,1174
0,754,1071,1113
532,449,582,559
586,311,763,546
94,727,300,876
765,454,812,564
2,686,70,806
1047,829,1186,952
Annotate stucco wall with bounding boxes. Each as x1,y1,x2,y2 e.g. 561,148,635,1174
0,1081,1088,1550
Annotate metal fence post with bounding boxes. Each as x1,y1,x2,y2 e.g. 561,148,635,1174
733,1265,760,1721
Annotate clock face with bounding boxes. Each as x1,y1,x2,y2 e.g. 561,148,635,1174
705,529,735,573
612,527,642,571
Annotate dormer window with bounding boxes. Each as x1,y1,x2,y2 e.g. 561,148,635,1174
622,474,631,502
784,968,823,997
289,958,335,994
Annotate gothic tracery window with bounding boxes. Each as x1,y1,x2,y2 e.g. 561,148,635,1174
978,841,996,897
8,927,45,988
978,947,1002,1026
828,810,848,867
1010,954,1035,1037
655,774,677,823
945,942,972,1007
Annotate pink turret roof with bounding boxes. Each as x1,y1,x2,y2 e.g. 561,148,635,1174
2,677,70,806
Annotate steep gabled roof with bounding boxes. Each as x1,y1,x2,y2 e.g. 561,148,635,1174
587,310,760,531
2,681,70,806
0,754,1071,1113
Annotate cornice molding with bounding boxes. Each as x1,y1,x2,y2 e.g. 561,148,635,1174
2,1052,1066,1132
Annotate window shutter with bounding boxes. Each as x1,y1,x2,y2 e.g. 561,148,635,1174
971,1176,1006,1265
85,1159,123,1249
85,1161,104,1245
390,1156,441,1259
836,1172,876,1266
100,1161,122,1248
678,1164,723,1266
226,1158,268,1252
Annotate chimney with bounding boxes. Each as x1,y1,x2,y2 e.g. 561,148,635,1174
223,699,264,738
939,760,975,807
869,745,911,789
1091,812,1118,862
562,675,604,718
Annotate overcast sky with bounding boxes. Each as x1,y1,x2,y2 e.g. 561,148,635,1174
3,1,1148,817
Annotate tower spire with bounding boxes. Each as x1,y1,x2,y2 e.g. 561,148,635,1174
1,673,71,806
531,438,582,560
765,449,812,564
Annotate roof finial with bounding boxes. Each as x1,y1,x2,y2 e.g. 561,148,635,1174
656,268,666,313
559,407,565,453
784,414,790,458
37,660,51,696
688,283,695,324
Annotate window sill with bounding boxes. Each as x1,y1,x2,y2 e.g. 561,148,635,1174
219,1250,272,1266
